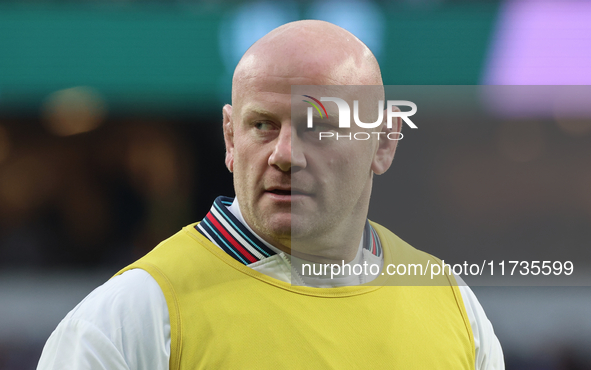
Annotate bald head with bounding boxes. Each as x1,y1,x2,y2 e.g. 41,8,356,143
232,20,383,103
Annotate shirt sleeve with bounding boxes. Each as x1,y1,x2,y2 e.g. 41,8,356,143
37,269,171,370
457,278,505,370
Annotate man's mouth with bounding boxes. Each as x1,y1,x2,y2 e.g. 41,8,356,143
266,188,310,196
268,189,291,195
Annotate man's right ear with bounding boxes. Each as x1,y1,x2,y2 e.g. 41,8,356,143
222,104,234,173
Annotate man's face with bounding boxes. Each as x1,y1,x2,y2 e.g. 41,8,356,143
225,76,386,254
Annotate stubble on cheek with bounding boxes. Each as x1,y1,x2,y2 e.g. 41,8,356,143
232,156,292,242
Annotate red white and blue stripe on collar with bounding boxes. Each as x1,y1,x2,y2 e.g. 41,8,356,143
196,196,381,266
363,219,382,258
196,196,275,265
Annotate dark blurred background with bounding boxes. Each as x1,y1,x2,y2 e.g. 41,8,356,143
1,0,591,369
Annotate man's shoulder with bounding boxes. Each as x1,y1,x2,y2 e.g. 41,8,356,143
37,269,171,370
114,222,246,295
67,269,166,325
369,220,443,263
120,222,217,272
369,220,457,287
149,222,204,253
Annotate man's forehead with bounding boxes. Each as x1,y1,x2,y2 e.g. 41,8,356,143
233,81,290,111
239,103,281,117
232,73,324,113
232,67,364,113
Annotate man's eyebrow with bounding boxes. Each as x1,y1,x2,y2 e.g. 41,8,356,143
241,106,277,119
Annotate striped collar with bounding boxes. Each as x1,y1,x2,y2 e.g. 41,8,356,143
363,218,382,258
196,196,382,265
196,196,275,265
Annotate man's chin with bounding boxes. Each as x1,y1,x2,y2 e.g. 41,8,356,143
289,216,324,239
260,214,291,238
256,212,324,242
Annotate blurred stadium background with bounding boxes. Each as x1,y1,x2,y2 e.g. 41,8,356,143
1,0,591,369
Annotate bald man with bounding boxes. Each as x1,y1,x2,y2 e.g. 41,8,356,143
38,21,504,370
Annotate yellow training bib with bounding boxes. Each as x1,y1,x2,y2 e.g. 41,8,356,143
115,222,475,370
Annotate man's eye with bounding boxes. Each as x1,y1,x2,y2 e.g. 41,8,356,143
255,121,274,131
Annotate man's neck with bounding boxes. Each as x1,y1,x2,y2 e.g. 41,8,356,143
228,199,286,256
196,196,384,286
229,198,363,264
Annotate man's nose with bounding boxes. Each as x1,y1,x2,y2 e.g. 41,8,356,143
268,125,306,172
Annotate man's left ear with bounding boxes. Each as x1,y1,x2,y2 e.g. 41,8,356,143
371,107,402,175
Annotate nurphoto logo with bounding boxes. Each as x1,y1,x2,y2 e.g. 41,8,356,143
303,95,418,141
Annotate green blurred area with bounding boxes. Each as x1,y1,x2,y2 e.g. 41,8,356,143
382,3,498,85
0,4,225,114
0,2,498,114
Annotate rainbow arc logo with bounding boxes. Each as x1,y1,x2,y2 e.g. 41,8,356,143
302,95,328,118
